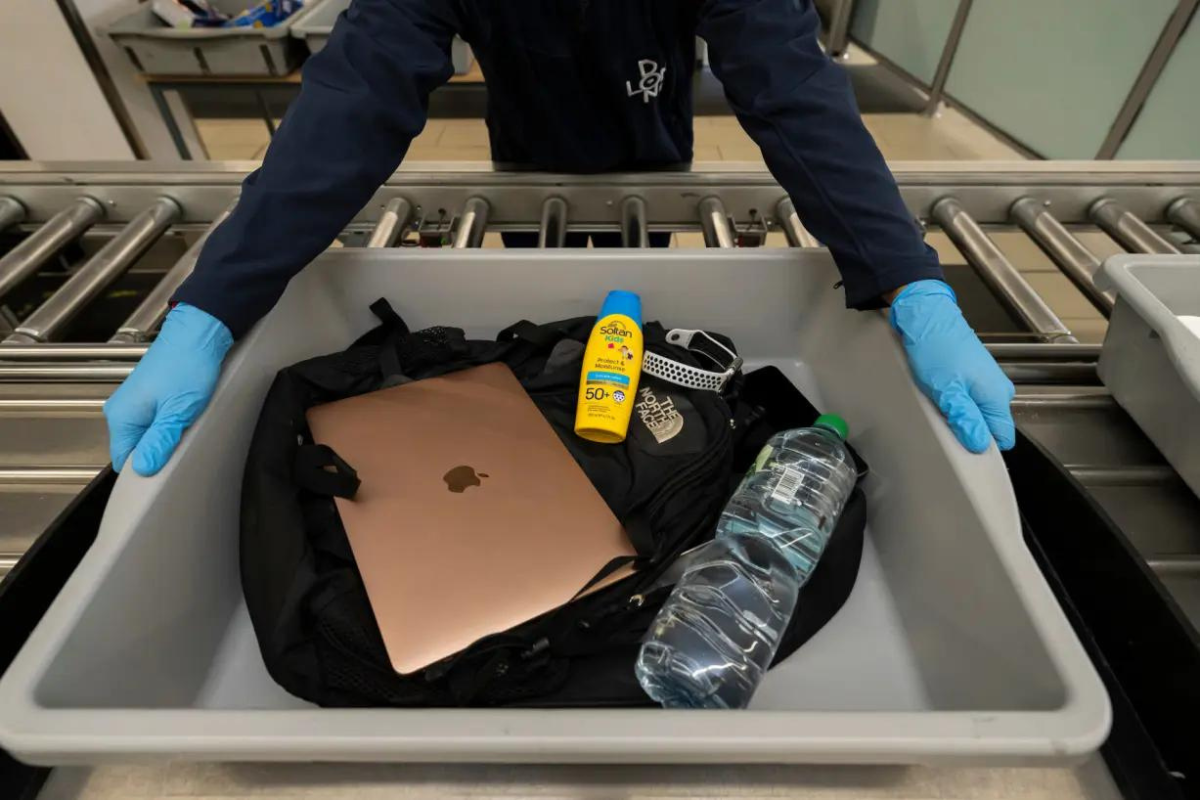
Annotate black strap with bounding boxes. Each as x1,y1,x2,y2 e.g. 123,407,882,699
448,649,510,704
436,544,653,701
369,298,409,337
623,512,657,561
497,319,561,349
736,366,870,481
554,514,655,608
370,299,411,380
684,330,741,373
575,554,641,598
379,332,406,381
294,444,361,499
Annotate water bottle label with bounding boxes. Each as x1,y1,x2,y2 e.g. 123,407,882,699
749,445,774,476
771,466,805,503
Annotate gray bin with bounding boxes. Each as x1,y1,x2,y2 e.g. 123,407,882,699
1098,255,1200,498
0,250,1108,765
107,0,329,77
292,0,474,74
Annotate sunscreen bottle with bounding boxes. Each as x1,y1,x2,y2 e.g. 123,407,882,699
575,290,643,443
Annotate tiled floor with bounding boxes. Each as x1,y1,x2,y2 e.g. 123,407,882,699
192,46,1105,342
37,757,1122,800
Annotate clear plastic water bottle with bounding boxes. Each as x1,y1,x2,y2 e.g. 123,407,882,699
635,414,856,709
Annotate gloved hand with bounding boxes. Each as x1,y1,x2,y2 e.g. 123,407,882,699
104,303,233,476
889,280,1015,453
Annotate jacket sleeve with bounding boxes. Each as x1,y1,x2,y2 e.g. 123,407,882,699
697,0,943,308
173,0,459,337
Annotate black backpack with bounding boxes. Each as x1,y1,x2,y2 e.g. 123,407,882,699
240,300,866,707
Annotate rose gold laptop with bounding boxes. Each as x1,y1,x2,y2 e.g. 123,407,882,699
305,362,635,675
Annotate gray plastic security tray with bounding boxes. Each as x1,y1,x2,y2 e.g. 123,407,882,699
0,249,1108,764
1098,255,1200,498
107,0,329,77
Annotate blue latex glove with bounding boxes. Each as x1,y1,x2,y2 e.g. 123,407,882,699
104,303,233,476
890,280,1016,453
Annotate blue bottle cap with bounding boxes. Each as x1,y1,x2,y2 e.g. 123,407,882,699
598,290,642,328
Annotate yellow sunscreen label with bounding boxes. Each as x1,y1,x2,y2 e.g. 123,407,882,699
575,313,644,444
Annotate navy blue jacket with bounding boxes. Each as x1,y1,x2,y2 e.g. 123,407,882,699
176,0,944,337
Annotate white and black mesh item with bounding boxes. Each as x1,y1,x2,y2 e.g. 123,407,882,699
641,329,743,393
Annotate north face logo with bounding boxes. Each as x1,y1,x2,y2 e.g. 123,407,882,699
626,59,666,104
636,386,683,444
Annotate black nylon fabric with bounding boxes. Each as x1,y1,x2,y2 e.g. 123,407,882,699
240,301,866,707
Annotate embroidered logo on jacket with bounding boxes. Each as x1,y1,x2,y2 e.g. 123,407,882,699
626,59,666,103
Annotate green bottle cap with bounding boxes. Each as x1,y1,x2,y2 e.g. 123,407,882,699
815,414,849,440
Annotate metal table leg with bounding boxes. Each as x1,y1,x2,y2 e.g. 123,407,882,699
255,90,278,138
149,84,193,161
1096,0,1200,158
825,0,856,58
923,0,975,116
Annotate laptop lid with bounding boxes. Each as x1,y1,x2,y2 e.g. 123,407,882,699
306,362,635,674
